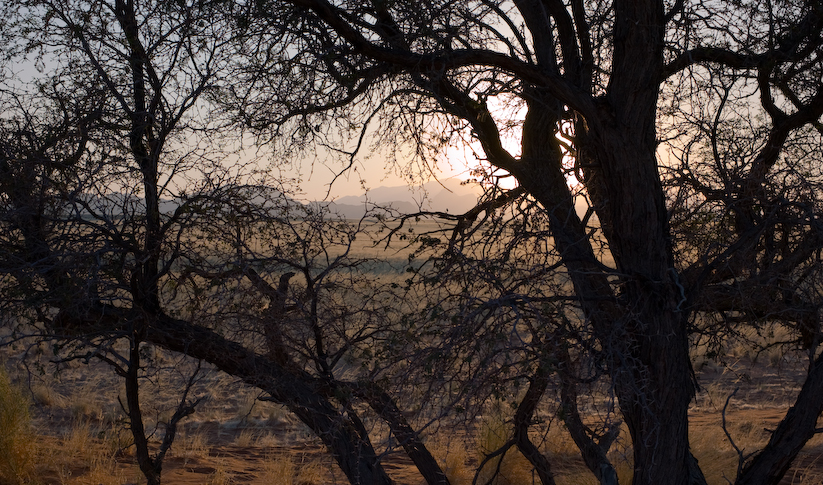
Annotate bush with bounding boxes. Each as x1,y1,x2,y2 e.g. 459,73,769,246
0,366,35,484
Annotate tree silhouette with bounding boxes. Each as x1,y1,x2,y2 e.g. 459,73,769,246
229,1,823,483
2,1,823,484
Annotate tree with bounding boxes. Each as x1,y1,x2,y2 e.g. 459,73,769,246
1,2,446,484
1,1,239,482
4,1,823,484
227,0,823,484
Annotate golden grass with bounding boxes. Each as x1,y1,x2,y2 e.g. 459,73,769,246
785,453,823,484
689,415,771,485
538,421,633,485
174,429,210,459
256,431,279,447
99,423,133,457
475,414,535,485
30,384,68,409
256,454,325,485
13,403,823,485
428,436,473,485
234,428,257,447
62,420,95,458
233,392,259,421
0,366,36,484
293,456,325,485
206,460,235,485
29,418,140,485
63,455,132,485
258,453,297,485
3,330,822,485
548,413,823,485
424,406,823,485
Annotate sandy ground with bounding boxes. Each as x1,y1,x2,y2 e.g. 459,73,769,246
5,345,823,484
95,407,823,485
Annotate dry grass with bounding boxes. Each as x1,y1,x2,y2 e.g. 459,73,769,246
2,331,822,485
428,436,473,485
30,384,68,409
258,453,297,485
0,366,36,484
474,408,540,485
255,453,326,485
99,423,133,457
234,428,257,447
207,460,235,485
540,421,633,485
174,428,210,459
30,418,140,485
233,392,259,422
689,415,777,485
62,455,132,485
62,420,95,458
292,456,325,485
785,453,823,484
256,431,279,447
550,413,822,485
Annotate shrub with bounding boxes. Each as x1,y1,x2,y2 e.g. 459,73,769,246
0,366,35,484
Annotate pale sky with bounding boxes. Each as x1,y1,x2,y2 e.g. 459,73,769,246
294,147,481,200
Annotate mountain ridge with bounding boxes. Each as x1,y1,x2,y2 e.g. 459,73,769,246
330,179,481,216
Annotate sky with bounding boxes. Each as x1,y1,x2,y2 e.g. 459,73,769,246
4,26,527,203
293,143,483,200
7,49,513,203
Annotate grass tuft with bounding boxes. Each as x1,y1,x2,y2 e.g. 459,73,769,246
475,408,535,485
0,366,36,484
259,453,296,484
428,437,472,485
234,428,257,447
257,453,326,485
174,429,210,459
207,460,235,485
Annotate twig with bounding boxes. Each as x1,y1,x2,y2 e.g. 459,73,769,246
721,387,744,480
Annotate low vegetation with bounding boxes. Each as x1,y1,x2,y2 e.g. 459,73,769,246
3,345,823,484
0,366,35,485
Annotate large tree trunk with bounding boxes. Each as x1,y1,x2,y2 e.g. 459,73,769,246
521,147,702,484
587,131,700,485
513,2,709,480
585,132,705,485
614,307,699,485
516,87,702,485
585,3,705,483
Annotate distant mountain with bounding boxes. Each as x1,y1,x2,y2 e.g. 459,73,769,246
332,179,481,216
76,185,299,217
321,201,420,219
77,180,484,221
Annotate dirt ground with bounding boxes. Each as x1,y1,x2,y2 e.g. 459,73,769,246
85,408,823,485
6,345,823,484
